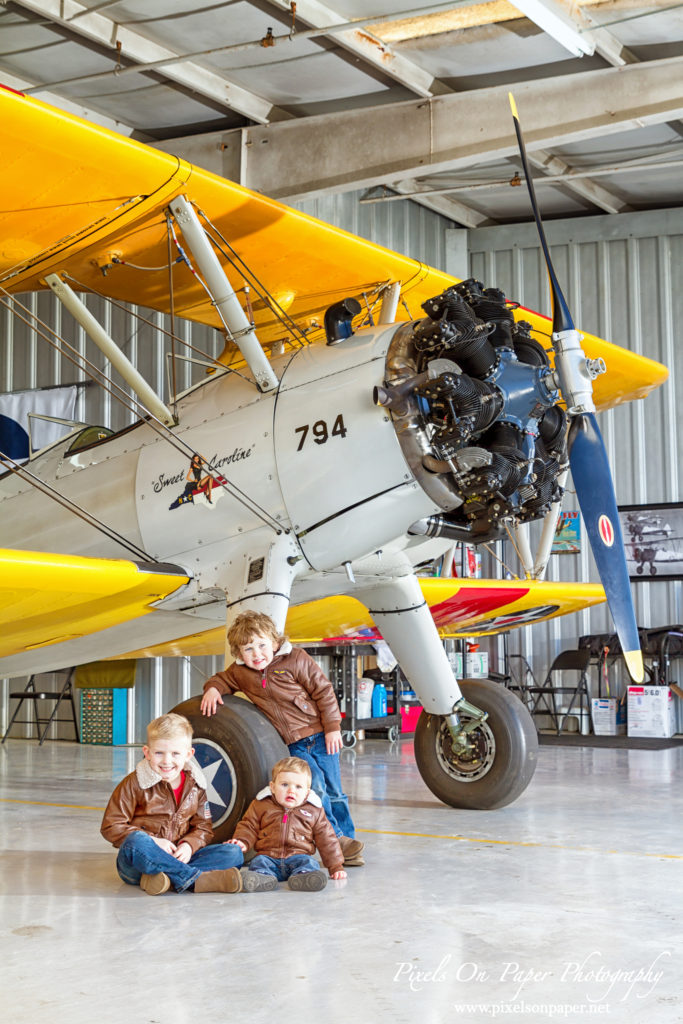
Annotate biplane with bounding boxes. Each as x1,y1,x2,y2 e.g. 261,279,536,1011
0,84,668,829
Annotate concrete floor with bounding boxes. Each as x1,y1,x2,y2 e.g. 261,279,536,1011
1,735,682,1024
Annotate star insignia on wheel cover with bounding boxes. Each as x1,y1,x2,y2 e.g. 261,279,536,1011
192,740,236,825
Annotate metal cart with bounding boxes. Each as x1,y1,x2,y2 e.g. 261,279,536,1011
302,644,402,747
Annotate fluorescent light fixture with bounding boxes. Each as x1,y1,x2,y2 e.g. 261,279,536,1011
511,0,596,57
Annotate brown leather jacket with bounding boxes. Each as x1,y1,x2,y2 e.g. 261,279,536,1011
204,643,342,745
100,757,213,854
233,788,344,874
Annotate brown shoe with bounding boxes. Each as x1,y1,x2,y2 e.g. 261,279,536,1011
339,836,365,866
194,867,243,894
140,872,171,896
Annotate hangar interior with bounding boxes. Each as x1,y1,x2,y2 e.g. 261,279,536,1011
1,3,683,1021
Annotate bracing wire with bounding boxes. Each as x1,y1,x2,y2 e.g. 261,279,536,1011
193,204,309,349
0,290,284,533
0,448,156,563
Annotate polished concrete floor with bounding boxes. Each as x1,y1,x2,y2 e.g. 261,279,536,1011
1,735,682,1024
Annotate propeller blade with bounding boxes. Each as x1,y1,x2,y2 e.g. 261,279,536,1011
569,414,643,682
508,94,573,335
509,93,644,682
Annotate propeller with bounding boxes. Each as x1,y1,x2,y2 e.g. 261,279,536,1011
508,93,643,683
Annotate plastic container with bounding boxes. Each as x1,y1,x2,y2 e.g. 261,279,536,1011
371,682,388,717
356,678,375,719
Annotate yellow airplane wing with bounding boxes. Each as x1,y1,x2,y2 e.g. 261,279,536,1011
112,576,606,659
0,548,190,659
0,85,667,409
0,543,604,665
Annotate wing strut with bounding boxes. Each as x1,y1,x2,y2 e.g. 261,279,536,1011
169,196,279,393
45,274,175,427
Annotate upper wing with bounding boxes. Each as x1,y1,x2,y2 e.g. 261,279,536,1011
0,85,667,409
0,548,190,661
110,576,606,659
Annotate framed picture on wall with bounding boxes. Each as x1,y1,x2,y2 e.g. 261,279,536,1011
618,503,683,580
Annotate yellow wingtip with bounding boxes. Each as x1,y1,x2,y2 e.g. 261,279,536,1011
624,649,644,684
509,93,519,119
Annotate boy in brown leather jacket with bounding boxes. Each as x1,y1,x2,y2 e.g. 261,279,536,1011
101,712,244,895
227,757,347,891
201,611,364,867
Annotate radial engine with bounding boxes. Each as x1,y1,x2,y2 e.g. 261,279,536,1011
375,279,569,545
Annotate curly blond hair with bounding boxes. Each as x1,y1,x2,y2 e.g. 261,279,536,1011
227,611,286,659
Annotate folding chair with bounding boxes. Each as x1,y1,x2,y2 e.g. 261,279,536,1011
525,649,592,735
2,668,79,745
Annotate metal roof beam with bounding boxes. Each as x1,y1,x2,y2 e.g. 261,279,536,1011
382,179,496,227
527,149,632,215
510,0,597,57
0,70,138,135
222,57,683,200
263,0,438,97
10,0,288,124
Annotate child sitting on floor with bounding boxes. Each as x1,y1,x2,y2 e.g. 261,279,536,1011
100,712,243,895
227,756,347,891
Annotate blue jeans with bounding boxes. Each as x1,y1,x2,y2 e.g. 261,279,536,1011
288,731,355,839
116,831,243,893
247,853,322,881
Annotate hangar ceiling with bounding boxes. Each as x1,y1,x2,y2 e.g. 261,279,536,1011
0,0,682,227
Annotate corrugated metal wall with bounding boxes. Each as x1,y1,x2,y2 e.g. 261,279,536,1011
2,198,681,741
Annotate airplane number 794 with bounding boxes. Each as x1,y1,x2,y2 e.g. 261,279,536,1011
295,414,348,451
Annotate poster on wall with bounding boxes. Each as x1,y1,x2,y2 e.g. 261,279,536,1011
619,503,683,580
552,510,581,554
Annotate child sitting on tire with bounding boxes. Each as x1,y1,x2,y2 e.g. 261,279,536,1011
200,611,364,868
226,757,347,891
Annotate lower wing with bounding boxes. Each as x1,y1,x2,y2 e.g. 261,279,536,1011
0,549,604,671
111,576,606,658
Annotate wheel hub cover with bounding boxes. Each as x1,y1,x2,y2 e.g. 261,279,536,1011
192,738,238,828
436,719,496,783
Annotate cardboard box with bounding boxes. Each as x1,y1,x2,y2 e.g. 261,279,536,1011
591,697,626,736
627,686,675,738
447,652,489,678
466,652,489,677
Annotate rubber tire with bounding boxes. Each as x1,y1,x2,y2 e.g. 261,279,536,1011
413,678,538,810
387,725,400,742
170,695,288,842
342,730,357,748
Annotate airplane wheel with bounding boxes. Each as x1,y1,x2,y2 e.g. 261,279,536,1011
170,695,288,843
650,566,657,576
637,566,644,575
413,678,538,810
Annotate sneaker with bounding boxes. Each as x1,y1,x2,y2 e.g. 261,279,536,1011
339,836,365,866
140,872,171,896
287,870,328,892
240,869,278,893
194,867,243,894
